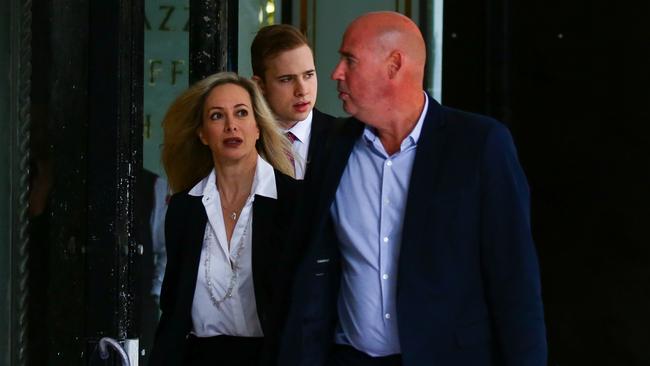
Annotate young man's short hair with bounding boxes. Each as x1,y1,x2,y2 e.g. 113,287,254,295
251,24,311,78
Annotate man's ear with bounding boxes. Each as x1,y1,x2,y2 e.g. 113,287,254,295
252,75,266,94
387,51,402,79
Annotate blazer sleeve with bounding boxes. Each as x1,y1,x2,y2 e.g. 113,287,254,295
158,193,186,316
479,124,547,365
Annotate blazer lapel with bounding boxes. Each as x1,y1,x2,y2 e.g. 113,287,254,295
313,118,364,230
179,196,209,312
399,96,447,267
307,109,324,162
251,194,276,327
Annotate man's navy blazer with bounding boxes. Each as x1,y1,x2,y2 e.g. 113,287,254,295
279,95,547,366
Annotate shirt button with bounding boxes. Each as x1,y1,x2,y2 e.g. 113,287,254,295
385,313,391,319
386,160,393,167
383,237,389,243
384,198,390,205
382,274,389,280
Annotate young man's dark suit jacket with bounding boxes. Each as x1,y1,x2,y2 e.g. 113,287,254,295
278,95,547,366
149,170,300,366
304,108,336,178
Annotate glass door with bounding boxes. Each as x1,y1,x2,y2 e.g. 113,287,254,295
2,0,144,365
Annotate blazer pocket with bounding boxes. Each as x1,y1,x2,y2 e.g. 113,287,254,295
455,319,493,347
311,256,338,277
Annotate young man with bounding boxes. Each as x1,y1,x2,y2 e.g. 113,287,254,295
251,24,336,180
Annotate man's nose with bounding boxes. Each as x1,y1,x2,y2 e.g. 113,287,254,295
331,61,344,80
294,79,307,97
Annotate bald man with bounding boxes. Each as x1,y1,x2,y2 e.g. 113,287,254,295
279,11,547,366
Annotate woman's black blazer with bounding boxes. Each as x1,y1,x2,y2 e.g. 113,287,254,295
149,171,300,366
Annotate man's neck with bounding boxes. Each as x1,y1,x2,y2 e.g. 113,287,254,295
375,93,425,155
376,122,416,155
280,120,299,130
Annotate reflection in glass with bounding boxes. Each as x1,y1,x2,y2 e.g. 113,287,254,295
141,0,188,362
238,0,280,78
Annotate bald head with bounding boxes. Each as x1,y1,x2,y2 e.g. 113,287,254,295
331,11,427,137
347,11,426,82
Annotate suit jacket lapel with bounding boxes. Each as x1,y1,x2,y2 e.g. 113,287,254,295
179,196,209,313
314,118,364,230
307,109,326,162
251,194,276,327
399,96,447,272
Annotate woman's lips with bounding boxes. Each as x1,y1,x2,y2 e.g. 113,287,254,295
223,137,243,147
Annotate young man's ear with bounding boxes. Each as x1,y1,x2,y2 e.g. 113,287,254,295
251,75,266,94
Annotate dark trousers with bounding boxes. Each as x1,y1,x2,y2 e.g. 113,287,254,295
184,334,263,366
327,344,403,366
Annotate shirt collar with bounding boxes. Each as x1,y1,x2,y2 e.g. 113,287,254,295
188,155,277,199
251,155,277,199
283,110,313,143
362,91,429,150
408,91,429,144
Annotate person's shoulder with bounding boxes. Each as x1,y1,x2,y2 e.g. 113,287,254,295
312,108,337,123
167,188,202,209
439,104,508,136
273,169,302,192
311,108,341,136
308,110,352,151
435,104,518,155
272,170,303,212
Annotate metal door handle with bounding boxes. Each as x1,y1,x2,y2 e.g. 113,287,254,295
98,337,131,366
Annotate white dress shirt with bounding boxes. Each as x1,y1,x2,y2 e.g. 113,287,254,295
283,110,313,180
188,155,277,337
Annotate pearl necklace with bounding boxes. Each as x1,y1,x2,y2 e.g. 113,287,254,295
204,212,252,309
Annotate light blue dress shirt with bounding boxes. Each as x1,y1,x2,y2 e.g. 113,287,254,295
331,95,429,357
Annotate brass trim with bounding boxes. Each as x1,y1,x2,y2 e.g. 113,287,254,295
300,0,307,35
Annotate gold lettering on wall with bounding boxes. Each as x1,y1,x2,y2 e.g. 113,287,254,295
143,4,189,32
143,1,189,164
148,59,186,86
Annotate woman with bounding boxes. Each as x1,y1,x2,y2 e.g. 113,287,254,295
149,72,298,366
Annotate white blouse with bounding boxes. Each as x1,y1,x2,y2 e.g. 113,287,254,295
188,155,277,337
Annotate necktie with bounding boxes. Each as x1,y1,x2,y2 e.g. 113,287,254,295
285,131,297,174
